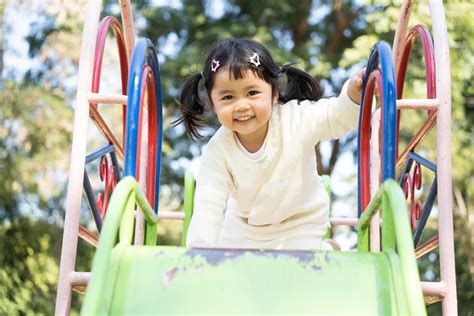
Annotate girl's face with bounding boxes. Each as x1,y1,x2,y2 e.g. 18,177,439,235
210,67,277,149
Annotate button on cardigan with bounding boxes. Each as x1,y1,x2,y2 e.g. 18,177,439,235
186,80,360,250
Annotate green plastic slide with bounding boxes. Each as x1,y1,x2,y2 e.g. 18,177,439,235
81,177,426,315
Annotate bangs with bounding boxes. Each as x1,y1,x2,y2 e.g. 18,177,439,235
203,38,279,94
227,62,267,82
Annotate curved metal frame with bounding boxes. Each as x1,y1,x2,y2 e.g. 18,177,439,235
124,38,163,213
396,24,437,164
80,16,129,234
91,16,129,147
357,41,397,216
395,24,438,245
396,25,436,100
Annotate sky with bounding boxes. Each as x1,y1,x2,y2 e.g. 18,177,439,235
3,4,39,79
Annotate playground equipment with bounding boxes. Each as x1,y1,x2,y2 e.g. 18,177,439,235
55,0,456,314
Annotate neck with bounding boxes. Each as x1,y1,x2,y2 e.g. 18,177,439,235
236,122,269,153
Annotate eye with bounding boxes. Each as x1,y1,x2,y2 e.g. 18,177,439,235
222,95,234,101
248,90,260,96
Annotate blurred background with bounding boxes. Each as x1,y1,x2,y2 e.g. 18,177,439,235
0,0,472,314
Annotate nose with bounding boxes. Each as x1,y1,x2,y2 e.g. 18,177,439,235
234,99,251,112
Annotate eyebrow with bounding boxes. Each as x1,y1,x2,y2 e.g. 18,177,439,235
217,84,260,95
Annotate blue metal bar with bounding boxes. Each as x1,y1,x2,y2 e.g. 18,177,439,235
357,41,397,216
399,158,414,187
378,43,397,182
83,170,103,232
147,41,163,213
85,144,115,164
83,144,122,232
413,176,438,246
124,38,163,213
407,151,437,172
110,150,122,180
398,151,438,246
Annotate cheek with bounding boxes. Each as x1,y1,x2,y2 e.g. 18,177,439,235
215,108,233,125
255,104,272,121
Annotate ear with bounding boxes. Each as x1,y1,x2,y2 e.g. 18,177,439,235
206,94,216,113
272,89,279,105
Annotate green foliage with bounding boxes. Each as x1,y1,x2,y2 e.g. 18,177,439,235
0,219,94,315
0,81,73,221
0,222,59,315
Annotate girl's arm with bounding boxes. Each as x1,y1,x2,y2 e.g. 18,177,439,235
295,79,360,143
294,69,366,143
186,141,231,248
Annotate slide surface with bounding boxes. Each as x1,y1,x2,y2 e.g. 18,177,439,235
90,246,413,314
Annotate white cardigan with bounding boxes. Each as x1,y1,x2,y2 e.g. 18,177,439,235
186,81,360,250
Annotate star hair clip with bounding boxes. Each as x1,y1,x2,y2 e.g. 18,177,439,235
211,59,220,72
249,52,260,67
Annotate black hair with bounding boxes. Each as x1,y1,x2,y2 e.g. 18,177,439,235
174,38,324,140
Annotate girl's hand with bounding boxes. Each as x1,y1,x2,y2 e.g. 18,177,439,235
347,68,366,104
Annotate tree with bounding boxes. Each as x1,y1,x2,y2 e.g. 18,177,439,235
0,82,72,221
0,219,94,315
0,220,60,315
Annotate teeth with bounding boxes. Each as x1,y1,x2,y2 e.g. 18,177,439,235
235,116,253,121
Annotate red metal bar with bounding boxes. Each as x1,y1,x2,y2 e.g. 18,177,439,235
397,25,436,99
359,70,384,212
91,16,129,146
146,67,158,208
396,24,436,159
134,65,158,209
402,162,423,230
96,155,117,218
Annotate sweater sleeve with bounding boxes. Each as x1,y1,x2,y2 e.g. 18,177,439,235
298,79,360,143
186,140,231,248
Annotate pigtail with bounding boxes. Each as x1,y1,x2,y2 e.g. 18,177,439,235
279,64,324,103
173,73,207,141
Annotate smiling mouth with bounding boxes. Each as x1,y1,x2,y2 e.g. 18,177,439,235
234,115,255,122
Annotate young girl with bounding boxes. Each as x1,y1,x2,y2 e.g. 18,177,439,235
175,38,364,250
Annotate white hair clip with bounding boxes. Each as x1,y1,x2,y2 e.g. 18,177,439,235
211,59,220,72
249,52,260,67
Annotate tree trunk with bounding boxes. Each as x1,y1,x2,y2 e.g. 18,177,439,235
315,1,362,175
325,0,364,55
315,140,340,175
291,0,312,59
